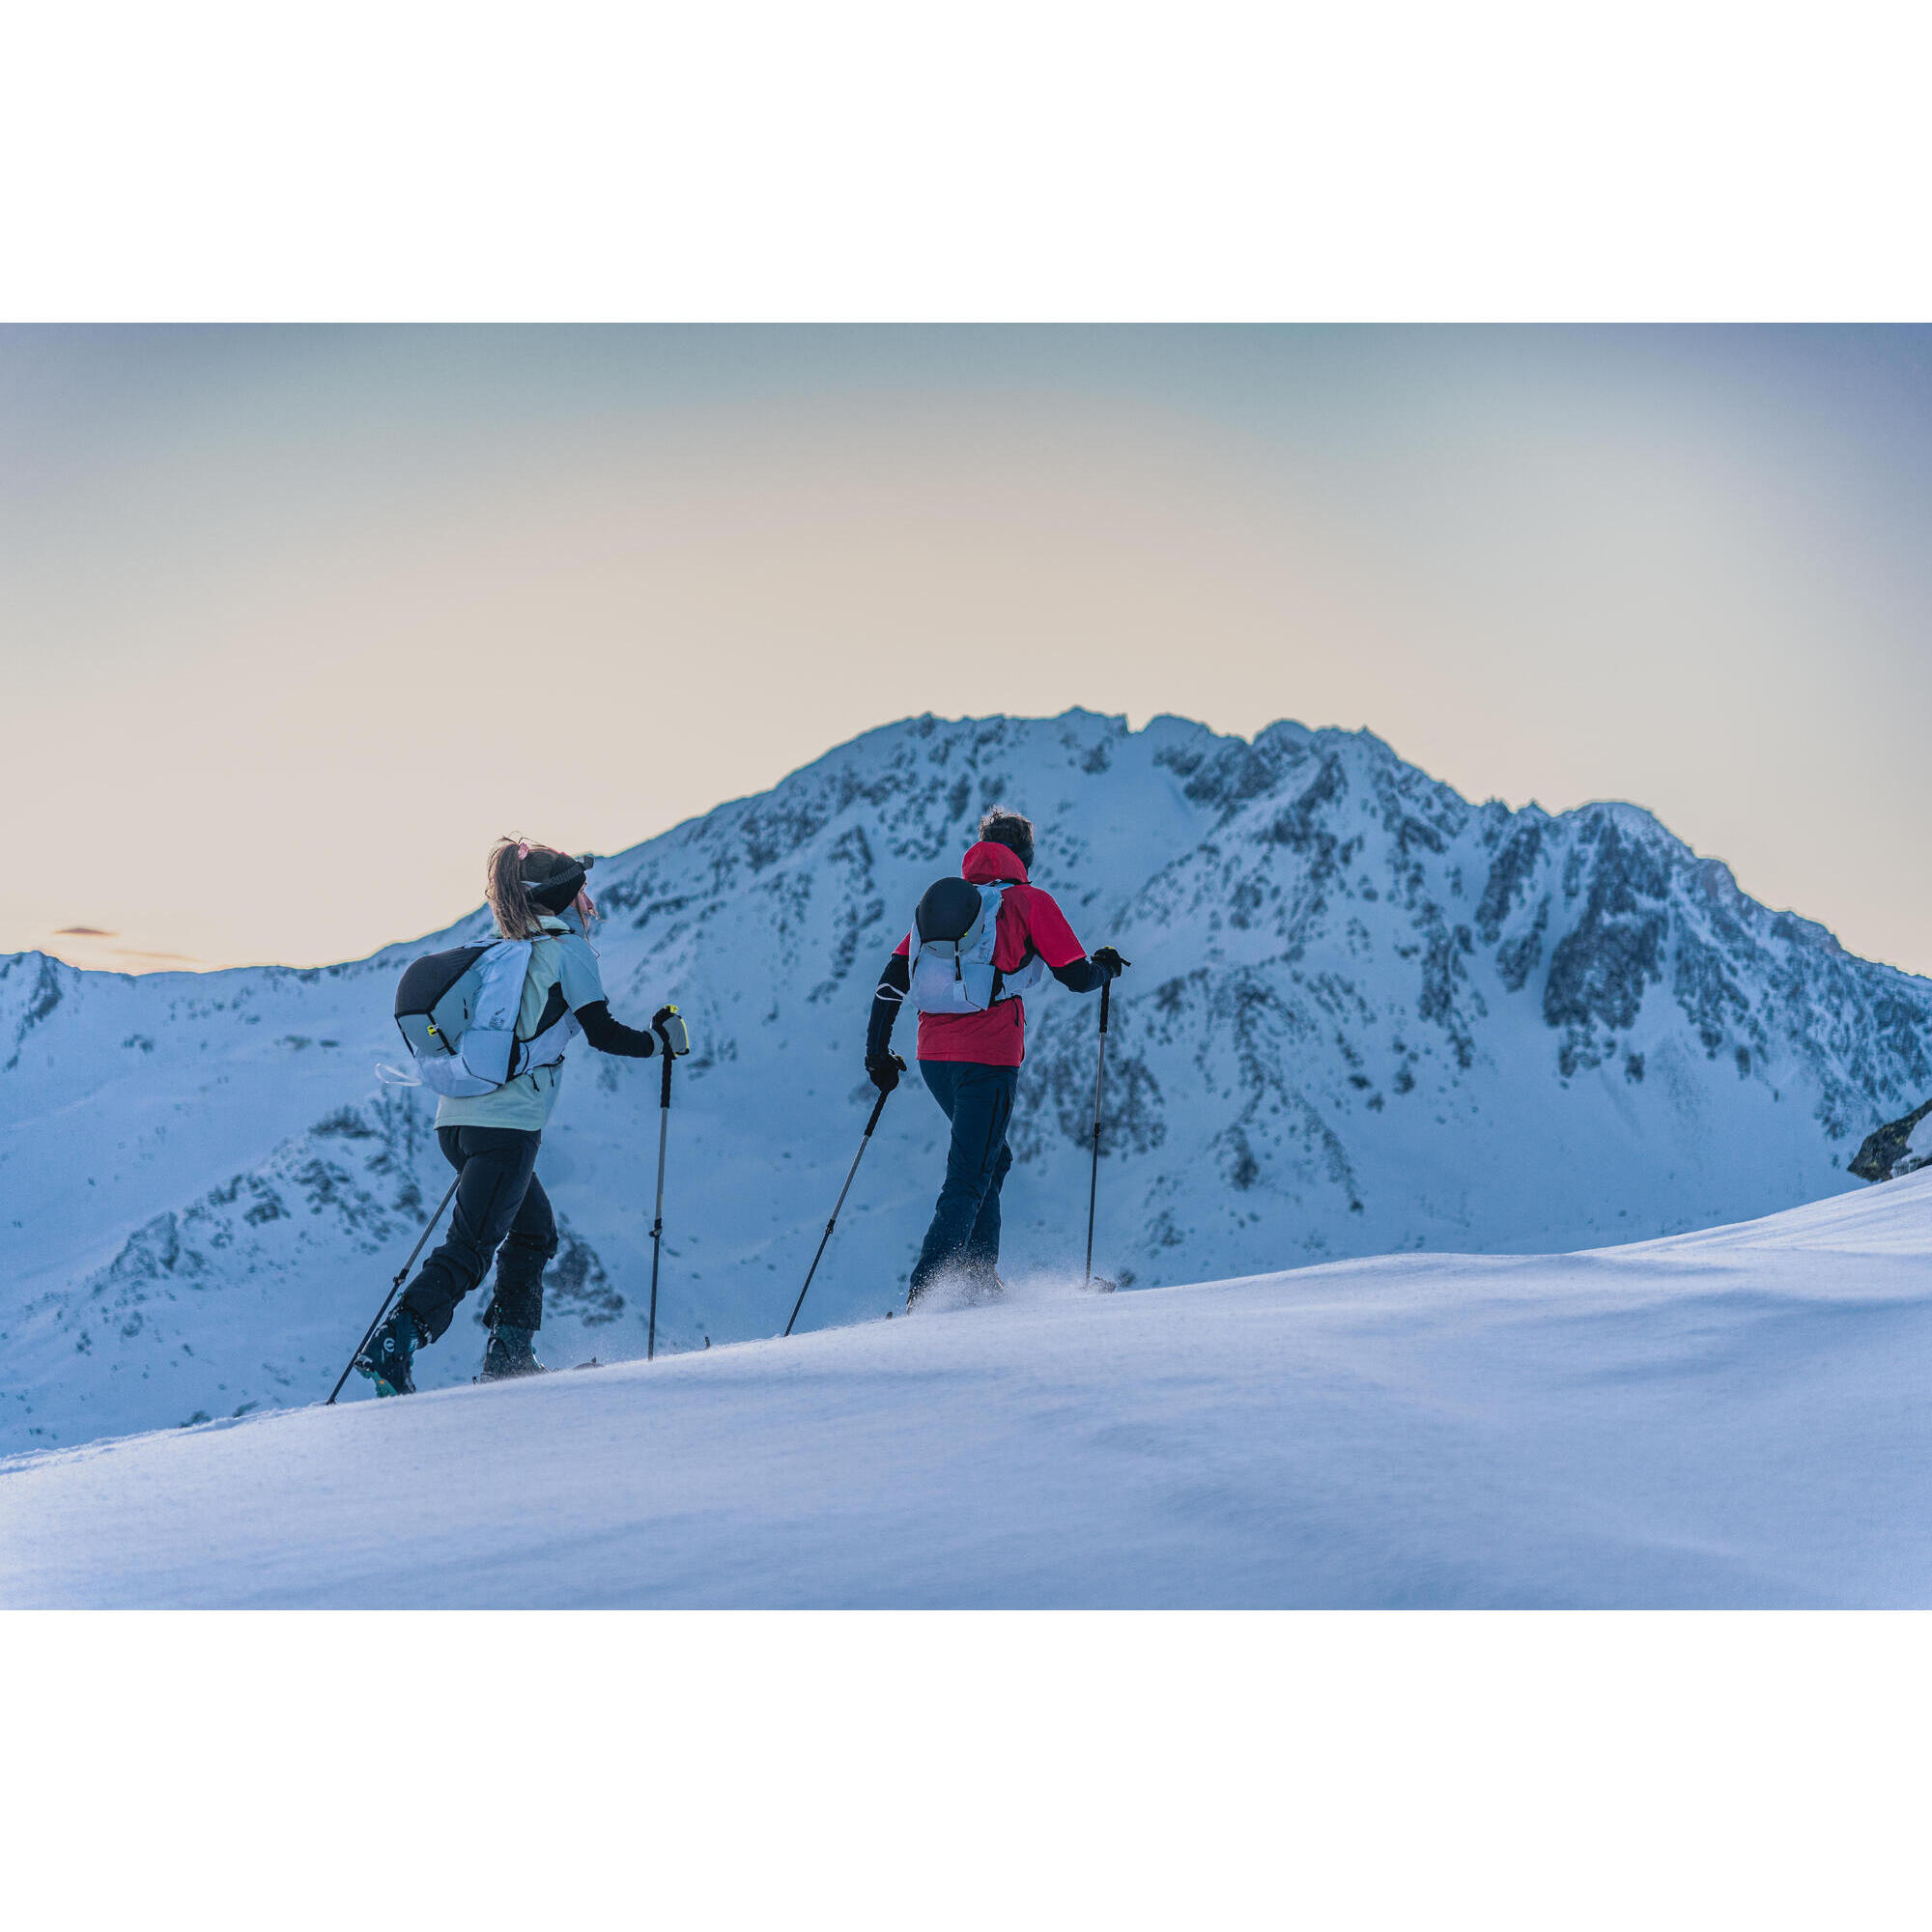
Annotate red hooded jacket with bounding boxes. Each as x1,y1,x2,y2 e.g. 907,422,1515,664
890,840,1090,1065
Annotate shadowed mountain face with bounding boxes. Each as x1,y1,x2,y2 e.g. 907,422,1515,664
7,709,1931,1454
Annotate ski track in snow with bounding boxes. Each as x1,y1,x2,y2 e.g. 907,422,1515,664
7,1171,1931,1609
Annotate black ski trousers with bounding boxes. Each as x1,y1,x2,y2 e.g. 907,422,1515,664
400,1124,556,1343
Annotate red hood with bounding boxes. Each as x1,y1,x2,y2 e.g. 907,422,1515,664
961,839,1029,886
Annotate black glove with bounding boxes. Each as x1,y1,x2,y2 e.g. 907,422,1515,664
867,1052,906,1094
652,1005,692,1057
1092,946,1129,981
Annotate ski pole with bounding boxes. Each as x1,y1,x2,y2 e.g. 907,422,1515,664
647,1035,674,1361
643,1005,692,1361
326,1173,461,1405
1084,979,1112,1287
783,1059,902,1338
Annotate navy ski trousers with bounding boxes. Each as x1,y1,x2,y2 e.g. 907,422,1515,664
400,1124,557,1342
908,1060,1019,1301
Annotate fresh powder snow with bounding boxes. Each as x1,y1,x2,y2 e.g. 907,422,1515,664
6,1170,1931,1608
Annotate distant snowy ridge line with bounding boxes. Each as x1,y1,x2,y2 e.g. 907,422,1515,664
56,1088,624,1347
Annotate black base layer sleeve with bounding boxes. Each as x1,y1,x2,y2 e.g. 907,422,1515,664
576,1000,658,1058
1051,955,1108,995
867,951,911,1062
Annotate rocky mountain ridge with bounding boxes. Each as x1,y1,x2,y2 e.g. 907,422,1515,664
7,707,1930,1454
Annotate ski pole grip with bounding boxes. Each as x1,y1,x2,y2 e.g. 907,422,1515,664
651,1004,691,1065
1099,979,1112,1033
660,1043,674,1108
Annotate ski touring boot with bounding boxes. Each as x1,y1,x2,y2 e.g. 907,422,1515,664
962,1268,1009,1307
480,1322,547,1381
906,1265,1007,1313
355,1305,424,1397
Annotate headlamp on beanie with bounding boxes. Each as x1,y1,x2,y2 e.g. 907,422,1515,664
523,850,594,914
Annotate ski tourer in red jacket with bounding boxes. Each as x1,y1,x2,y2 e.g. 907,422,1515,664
865,809,1126,1305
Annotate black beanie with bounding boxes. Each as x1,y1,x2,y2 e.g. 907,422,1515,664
524,849,591,914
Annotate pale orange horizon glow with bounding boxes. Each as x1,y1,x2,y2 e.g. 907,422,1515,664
7,327,1930,976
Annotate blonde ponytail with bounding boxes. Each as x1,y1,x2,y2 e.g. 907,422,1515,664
485,838,545,941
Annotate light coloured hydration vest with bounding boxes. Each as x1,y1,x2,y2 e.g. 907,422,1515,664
907,881,1051,1015
393,938,575,1098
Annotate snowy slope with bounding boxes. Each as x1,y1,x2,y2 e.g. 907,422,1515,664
7,708,1932,1457
8,1170,1932,1608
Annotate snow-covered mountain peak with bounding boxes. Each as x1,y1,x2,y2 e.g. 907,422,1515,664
7,707,1932,1456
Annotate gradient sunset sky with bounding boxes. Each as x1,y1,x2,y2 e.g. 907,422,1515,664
6,325,1929,974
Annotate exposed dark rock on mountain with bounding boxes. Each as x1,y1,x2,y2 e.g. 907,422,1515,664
1850,1098,1932,1183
